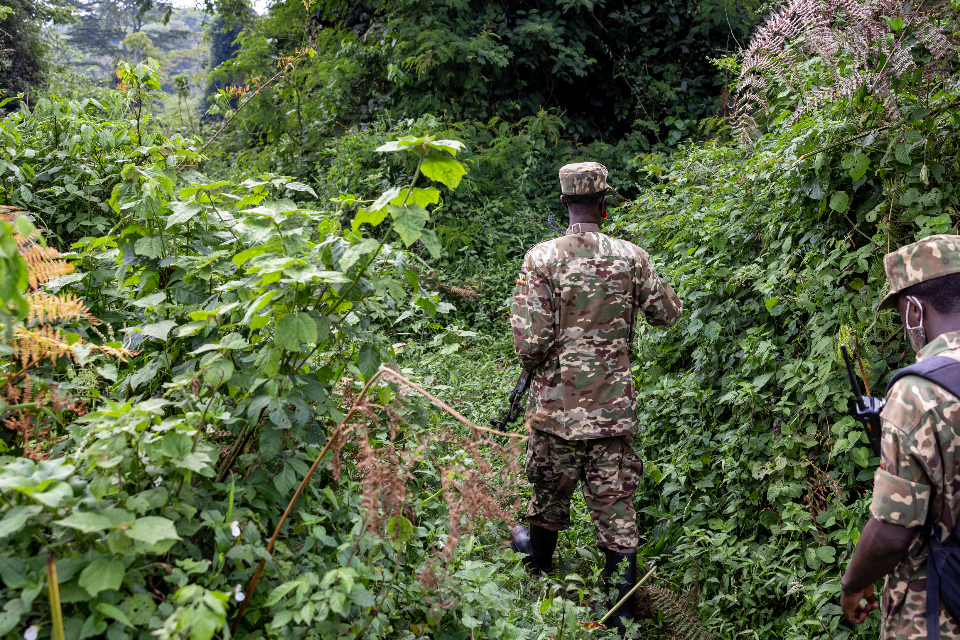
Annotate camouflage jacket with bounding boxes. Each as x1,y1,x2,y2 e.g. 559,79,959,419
872,330,960,639
511,223,683,440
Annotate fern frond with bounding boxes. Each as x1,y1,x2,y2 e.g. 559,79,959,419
14,232,75,288
642,583,714,640
91,343,138,362
25,292,99,325
733,0,959,144
15,236,75,289
14,326,76,367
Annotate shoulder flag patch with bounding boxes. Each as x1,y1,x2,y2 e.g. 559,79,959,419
516,271,527,286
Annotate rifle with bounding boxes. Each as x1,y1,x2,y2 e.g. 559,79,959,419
490,369,532,430
841,343,885,458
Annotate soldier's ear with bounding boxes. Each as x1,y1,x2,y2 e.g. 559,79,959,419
560,195,568,209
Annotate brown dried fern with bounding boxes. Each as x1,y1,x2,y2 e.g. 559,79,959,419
25,292,100,326
14,326,77,367
0,205,24,222
15,233,75,288
733,0,960,143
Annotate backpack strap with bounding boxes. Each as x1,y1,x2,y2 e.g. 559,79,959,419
885,356,960,400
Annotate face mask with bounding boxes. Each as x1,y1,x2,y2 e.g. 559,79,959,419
905,295,928,353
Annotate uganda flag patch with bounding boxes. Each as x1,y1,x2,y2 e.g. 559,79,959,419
516,271,527,286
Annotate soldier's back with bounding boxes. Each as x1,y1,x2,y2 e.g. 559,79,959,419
519,229,669,439
873,332,960,639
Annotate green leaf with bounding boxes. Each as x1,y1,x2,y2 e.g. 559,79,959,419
420,154,467,189
388,204,429,246
352,208,390,231
130,292,166,308
764,297,779,312
125,516,181,545
134,235,163,259
285,181,318,198
79,557,125,596
357,343,381,381
190,333,248,354
265,581,300,607
843,153,871,180
752,372,773,390
386,515,414,546
161,432,192,459
200,353,233,386
97,602,133,628
123,593,157,626
0,505,42,537
139,320,178,341
274,313,317,352
419,228,442,259
900,187,922,206
339,238,380,272
425,139,465,155
165,202,203,229
366,186,402,212
55,512,113,533
31,482,74,508
895,142,912,165
850,446,871,467
758,509,779,530
828,191,849,213
815,545,836,564
14,215,36,238
176,320,208,337
392,187,441,207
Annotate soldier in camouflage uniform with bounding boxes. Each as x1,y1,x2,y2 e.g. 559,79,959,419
509,162,683,635
841,234,960,638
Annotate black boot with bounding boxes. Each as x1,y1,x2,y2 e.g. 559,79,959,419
510,524,558,573
603,548,637,636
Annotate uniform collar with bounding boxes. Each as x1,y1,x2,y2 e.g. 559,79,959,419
566,223,601,235
916,330,960,362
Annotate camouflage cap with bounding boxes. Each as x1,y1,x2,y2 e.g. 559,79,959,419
559,162,608,195
879,234,960,309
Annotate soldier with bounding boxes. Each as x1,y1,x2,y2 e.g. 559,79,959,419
840,234,960,638
509,162,683,635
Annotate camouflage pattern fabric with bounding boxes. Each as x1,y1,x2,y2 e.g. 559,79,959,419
525,428,644,551
879,233,960,309
871,330,960,639
559,162,608,195
511,223,683,440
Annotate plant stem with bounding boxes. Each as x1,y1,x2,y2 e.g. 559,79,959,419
230,367,388,634
198,48,311,157
596,565,656,626
794,96,960,165
46,555,65,640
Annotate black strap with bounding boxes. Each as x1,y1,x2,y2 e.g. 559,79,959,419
886,356,960,399
929,521,943,640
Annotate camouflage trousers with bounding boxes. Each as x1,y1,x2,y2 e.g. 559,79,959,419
525,429,643,551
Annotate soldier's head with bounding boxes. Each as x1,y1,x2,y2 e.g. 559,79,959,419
558,162,608,223
880,234,960,352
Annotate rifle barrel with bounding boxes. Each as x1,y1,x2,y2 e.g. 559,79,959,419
841,344,865,411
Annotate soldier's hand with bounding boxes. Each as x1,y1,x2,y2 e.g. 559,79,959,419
840,584,879,624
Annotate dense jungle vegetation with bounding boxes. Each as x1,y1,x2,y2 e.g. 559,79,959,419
1,0,959,638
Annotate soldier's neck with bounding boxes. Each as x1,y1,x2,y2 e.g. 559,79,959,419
567,208,602,226
923,310,960,344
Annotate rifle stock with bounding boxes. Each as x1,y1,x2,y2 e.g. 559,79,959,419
491,369,533,430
